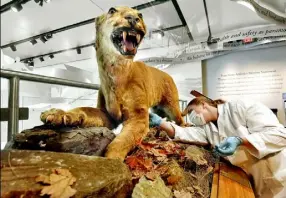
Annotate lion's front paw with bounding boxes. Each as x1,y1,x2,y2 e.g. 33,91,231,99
40,108,84,126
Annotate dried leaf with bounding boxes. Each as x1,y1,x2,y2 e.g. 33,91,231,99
138,141,157,151
125,156,139,169
132,169,145,179
167,175,182,185
186,186,194,193
125,156,153,170
36,168,76,198
155,165,169,175
145,171,159,181
174,190,192,198
35,174,50,184
162,142,176,153
185,146,208,165
40,179,76,198
132,176,173,198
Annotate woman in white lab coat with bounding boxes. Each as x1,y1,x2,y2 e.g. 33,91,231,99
149,97,286,198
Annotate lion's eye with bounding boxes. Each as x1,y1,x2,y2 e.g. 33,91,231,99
108,7,117,15
138,13,143,19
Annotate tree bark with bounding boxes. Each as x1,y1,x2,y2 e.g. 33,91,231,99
6,125,115,156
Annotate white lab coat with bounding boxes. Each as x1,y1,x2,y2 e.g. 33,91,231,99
171,99,286,198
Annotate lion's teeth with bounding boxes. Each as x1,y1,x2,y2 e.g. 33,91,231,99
128,32,136,36
136,34,141,43
123,31,127,41
123,45,127,52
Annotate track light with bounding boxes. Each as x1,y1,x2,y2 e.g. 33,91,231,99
45,33,53,39
10,45,17,51
30,39,38,45
40,36,48,43
40,56,44,62
76,48,81,54
49,54,54,59
157,31,164,39
40,33,53,43
11,1,23,12
34,0,51,7
27,59,34,67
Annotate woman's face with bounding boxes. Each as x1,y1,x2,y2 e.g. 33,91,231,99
189,103,212,123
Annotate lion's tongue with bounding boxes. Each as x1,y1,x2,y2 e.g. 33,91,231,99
123,40,134,52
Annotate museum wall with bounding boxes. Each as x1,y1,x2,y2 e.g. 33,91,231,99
203,45,286,125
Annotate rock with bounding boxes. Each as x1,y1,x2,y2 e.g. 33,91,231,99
132,176,172,198
7,125,115,156
1,150,132,198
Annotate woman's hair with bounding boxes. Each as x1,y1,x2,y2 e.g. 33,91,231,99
181,97,226,116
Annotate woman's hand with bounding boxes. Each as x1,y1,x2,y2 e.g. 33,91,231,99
214,136,243,157
149,113,163,128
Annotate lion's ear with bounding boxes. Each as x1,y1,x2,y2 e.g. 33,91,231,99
95,15,105,29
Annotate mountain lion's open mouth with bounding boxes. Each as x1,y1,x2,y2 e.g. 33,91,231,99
111,27,145,56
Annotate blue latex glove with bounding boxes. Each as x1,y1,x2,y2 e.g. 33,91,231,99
214,136,243,157
149,113,162,128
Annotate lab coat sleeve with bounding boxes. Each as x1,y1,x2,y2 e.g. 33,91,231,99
169,123,209,144
237,101,286,159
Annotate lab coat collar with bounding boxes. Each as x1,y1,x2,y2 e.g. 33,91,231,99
217,103,224,117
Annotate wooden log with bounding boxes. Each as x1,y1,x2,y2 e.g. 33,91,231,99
1,150,132,198
6,125,115,156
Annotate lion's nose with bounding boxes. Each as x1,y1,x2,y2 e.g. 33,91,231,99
125,15,139,26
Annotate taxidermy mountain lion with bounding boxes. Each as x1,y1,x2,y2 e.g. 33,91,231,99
41,6,185,160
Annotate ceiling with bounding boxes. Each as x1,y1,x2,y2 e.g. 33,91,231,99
0,0,284,69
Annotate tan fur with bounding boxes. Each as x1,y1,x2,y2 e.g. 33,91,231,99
96,6,185,160
40,107,115,129
41,6,185,161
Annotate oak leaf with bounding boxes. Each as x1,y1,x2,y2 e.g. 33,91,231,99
125,156,153,170
35,168,76,198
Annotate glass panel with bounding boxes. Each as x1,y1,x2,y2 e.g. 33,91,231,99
19,80,98,132
1,78,9,149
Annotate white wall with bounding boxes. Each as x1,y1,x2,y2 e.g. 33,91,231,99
204,45,286,125
164,61,202,101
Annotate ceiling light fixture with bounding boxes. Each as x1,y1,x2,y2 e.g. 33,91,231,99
40,35,48,43
10,45,17,51
76,48,81,54
49,54,54,59
40,56,44,62
11,1,23,12
156,31,164,39
40,33,53,43
30,39,38,45
34,0,51,7
27,59,34,67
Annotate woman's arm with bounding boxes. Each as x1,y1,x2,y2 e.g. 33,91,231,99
236,101,286,159
158,120,176,138
149,113,209,143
